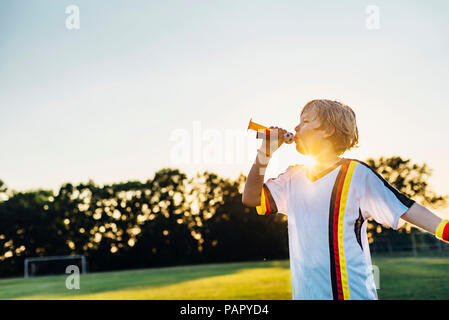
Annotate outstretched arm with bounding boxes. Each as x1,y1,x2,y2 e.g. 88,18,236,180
402,202,449,242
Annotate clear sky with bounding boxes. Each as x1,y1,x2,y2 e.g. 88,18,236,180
1,0,448,213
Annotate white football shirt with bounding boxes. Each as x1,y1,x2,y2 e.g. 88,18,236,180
257,158,415,300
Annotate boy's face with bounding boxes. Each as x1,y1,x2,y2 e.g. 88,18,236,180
294,109,333,156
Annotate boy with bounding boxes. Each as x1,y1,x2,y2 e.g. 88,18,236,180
242,99,449,300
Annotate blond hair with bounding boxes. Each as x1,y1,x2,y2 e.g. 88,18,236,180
301,99,359,156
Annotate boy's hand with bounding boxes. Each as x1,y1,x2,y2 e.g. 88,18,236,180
259,126,288,157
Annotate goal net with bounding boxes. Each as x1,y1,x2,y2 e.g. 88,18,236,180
24,255,87,278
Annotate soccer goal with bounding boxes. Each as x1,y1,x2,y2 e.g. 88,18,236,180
24,255,87,278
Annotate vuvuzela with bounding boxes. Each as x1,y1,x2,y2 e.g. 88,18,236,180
247,118,294,144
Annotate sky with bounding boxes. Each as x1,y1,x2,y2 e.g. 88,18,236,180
1,0,449,213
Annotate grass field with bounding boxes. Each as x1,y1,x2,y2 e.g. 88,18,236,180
1,256,449,300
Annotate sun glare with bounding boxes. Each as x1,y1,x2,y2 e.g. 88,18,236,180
301,155,317,168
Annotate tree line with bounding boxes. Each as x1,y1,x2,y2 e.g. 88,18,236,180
0,156,447,278
0,169,288,277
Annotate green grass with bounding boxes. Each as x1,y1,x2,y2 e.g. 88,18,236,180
372,256,449,299
0,260,291,300
1,256,449,300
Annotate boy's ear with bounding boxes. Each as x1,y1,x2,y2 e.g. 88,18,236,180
323,127,335,138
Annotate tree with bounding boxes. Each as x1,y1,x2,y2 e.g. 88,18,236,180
0,180,8,202
192,172,289,263
131,168,200,268
0,189,67,276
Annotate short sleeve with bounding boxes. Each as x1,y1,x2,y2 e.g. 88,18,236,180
360,168,415,230
264,167,292,215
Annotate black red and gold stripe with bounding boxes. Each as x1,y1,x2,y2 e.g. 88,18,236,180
328,159,357,300
435,219,449,243
256,185,277,215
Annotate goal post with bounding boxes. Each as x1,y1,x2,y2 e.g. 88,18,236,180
24,255,87,278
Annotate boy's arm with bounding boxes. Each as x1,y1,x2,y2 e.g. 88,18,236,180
401,202,447,240
241,155,268,207
242,127,288,207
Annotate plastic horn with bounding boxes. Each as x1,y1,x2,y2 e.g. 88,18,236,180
247,118,294,144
